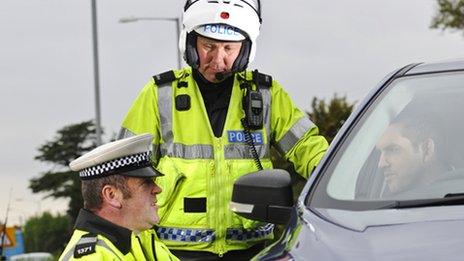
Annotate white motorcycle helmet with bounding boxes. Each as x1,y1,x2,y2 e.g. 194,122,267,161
179,0,262,72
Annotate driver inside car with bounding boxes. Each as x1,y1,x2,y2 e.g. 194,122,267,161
375,112,453,197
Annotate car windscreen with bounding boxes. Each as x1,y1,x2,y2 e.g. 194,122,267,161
309,71,464,211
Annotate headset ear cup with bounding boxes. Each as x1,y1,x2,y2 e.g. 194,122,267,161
185,32,199,69
232,39,251,72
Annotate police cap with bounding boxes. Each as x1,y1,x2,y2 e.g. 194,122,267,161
70,133,162,180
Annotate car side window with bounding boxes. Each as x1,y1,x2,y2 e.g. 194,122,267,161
315,72,464,208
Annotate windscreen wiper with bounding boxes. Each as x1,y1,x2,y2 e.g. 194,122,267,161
378,193,464,209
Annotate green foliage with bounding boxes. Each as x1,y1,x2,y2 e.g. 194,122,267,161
308,94,355,144
23,212,71,256
34,121,97,166
29,121,98,221
430,0,464,33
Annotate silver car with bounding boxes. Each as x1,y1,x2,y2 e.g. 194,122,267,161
231,59,464,260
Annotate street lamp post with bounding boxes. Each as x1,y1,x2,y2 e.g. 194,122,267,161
91,0,102,145
119,16,182,69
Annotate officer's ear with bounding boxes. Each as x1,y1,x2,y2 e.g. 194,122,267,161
101,184,123,209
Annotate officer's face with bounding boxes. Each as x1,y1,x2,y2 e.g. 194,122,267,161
196,35,242,83
121,177,162,231
376,123,425,195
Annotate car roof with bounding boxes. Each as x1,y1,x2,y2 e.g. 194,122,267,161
405,59,464,75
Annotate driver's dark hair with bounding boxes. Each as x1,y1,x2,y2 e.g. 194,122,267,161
392,111,448,164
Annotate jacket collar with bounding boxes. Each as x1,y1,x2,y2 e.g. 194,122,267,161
74,209,132,254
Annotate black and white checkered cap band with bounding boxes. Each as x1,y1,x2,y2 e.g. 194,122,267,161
79,151,151,179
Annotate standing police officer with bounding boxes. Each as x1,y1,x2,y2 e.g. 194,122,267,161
119,0,329,260
59,134,178,260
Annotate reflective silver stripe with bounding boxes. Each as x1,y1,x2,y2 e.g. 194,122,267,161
226,223,274,241
277,117,315,154
77,237,97,244
160,143,214,159
61,237,121,261
96,239,121,259
156,226,216,242
261,88,271,148
61,246,74,261
157,82,215,160
160,142,270,159
152,144,160,162
157,83,174,145
118,128,160,161
224,143,269,159
117,127,136,140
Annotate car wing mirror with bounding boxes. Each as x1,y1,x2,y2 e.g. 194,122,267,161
229,169,293,224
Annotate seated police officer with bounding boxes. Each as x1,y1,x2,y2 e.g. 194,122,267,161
59,134,178,260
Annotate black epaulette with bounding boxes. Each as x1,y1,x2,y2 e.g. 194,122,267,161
74,233,97,258
153,70,176,86
253,70,273,89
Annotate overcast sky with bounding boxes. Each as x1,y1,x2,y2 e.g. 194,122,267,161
1,0,463,226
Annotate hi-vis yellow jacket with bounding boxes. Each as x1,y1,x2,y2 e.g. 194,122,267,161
59,209,178,260
120,68,328,255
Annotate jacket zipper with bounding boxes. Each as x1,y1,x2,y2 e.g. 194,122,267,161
215,138,225,256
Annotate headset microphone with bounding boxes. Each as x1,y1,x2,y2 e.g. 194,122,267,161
215,71,234,81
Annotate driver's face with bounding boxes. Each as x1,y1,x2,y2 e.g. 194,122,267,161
376,123,424,194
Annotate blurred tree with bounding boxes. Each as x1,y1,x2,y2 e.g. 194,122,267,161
430,0,464,33
308,94,355,144
23,212,70,256
29,121,98,222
